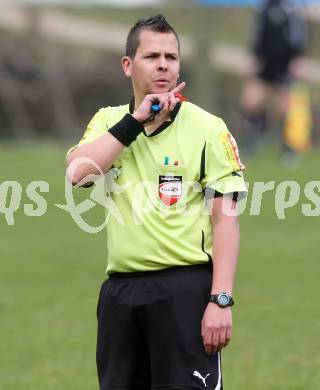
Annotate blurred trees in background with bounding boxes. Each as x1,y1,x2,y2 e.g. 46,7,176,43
0,4,319,145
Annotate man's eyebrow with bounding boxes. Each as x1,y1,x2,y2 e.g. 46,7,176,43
143,51,178,57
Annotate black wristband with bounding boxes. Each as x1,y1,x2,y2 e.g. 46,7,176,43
108,114,144,147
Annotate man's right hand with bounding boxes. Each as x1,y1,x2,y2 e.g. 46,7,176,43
132,82,186,124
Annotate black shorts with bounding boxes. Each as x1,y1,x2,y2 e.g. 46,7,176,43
96,263,223,390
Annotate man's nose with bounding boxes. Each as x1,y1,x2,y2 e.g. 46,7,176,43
157,56,168,71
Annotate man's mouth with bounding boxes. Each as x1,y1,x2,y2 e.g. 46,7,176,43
154,79,169,86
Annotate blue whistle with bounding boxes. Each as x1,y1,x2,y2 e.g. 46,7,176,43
151,103,161,113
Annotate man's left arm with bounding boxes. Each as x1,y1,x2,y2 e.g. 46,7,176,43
201,195,240,356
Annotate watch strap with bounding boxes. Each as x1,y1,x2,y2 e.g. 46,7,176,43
209,293,234,307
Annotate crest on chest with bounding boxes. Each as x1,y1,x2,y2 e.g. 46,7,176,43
158,175,182,206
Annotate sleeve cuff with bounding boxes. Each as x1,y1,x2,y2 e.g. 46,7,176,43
205,172,248,200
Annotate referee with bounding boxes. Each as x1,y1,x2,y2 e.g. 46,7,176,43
66,14,247,390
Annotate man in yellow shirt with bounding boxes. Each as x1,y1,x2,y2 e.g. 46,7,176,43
66,14,246,390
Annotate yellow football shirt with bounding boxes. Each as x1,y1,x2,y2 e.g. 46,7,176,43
67,101,247,274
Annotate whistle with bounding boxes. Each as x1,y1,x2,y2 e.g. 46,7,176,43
151,103,161,113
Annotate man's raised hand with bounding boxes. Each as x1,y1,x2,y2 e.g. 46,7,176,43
132,82,186,124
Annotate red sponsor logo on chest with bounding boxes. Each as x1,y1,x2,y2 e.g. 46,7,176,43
159,175,182,206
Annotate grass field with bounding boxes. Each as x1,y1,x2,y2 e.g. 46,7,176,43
0,141,319,389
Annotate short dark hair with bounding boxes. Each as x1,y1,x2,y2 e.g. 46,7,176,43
126,14,180,58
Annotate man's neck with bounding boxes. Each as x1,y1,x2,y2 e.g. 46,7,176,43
133,92,144,111
144,112,172,133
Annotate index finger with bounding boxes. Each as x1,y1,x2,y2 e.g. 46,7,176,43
171,82,186,94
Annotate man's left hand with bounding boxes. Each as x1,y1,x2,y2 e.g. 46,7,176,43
201,303,232,355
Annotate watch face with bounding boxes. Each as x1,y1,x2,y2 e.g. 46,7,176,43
218,294,229,306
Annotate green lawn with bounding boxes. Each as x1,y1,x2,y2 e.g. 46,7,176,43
0,141,319,389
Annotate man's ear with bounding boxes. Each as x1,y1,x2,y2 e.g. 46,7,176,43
122,56,132,77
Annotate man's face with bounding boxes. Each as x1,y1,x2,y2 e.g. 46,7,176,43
123,30,180,97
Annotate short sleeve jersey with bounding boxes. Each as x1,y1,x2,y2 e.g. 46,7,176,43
67,102,247,275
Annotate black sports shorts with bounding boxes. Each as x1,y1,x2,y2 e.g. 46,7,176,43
96,263,223,390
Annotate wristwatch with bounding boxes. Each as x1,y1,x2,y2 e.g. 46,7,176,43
209,292,234,308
